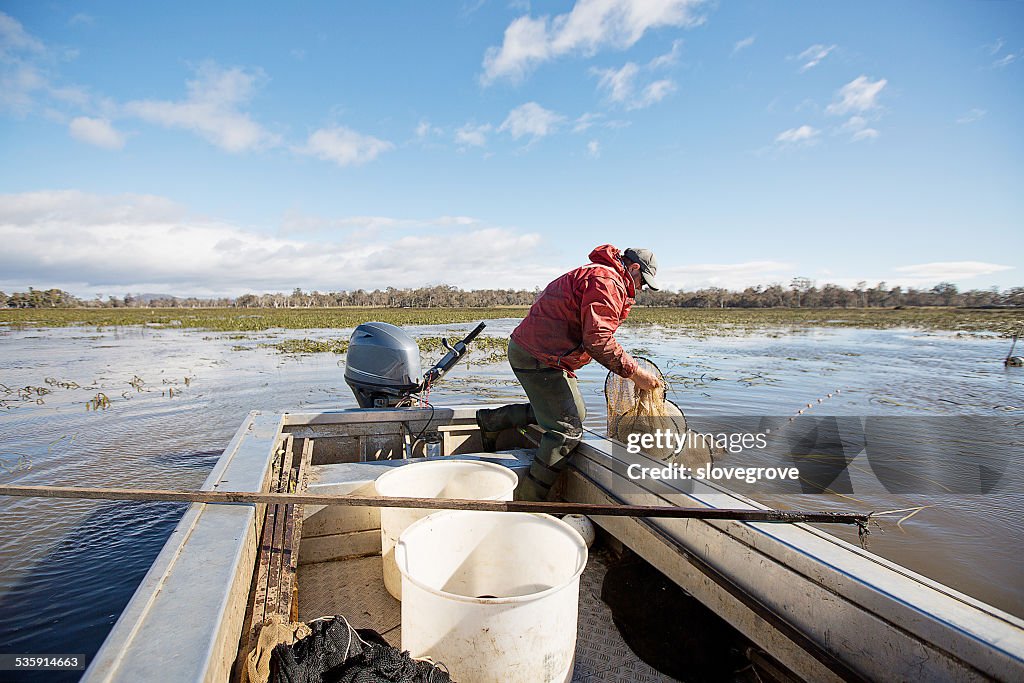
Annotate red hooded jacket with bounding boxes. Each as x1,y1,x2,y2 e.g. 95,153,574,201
511,245,639,378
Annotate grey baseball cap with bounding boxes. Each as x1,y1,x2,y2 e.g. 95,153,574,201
623,247,659,290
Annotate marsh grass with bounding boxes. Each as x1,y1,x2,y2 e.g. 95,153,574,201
0,384,52,409
260,333,511,359
86,393,111,410
625,307,1023,336
0,307,526,331
0,306,1020,335
264,339,350,354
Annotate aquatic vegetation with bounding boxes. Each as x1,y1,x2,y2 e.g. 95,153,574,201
0,384,51,408
264,339,350,354
45,377,80,389
86,393,111,410
419,335,509,364
259,334,510,360
0,307,527,332
624,307,1024,336
0,306,1020,338
416,335,508,353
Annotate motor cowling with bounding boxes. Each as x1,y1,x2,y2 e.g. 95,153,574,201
345,322,424,408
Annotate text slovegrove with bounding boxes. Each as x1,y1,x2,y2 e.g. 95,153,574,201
626,463,801,484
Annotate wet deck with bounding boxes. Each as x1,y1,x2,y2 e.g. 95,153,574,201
296,547,676,682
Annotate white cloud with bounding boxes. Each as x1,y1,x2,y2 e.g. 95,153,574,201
415,120,443,138
774,125,819,144
993,51,1020,68
795,43,836,72
0,13,55,115
480,0,706,84
124,63,279,152
573,112,600,132
281,210,478,238
657,261,796,291
648,39,683,69
0,17,112,119
594,62,640,102
298,126,393,166
984,36,1021,68
571,112,631,133
1,63,45,114
840,115,878,141
732,35,755,55
986,37,1005,56
68,116,125,149
587,139,600,157
956,108,986,124
592,41,680,110
826,75,887,115
636,79,675,108
0,190,553,294
498,102,565,140
0,12,46,59
455,122,492,147
893,261,1013,282
0,190,184,225
640,260,1016,292
68,13,95,27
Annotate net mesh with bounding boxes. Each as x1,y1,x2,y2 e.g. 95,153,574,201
605,358,716,468
605,358,673,438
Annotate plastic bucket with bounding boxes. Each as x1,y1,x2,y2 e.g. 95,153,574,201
374,459,518,599
396,510,588,683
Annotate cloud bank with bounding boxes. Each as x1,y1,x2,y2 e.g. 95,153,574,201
0,191,552,296
481,0,705,84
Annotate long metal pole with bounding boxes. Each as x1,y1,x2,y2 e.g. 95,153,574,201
0,484,868,526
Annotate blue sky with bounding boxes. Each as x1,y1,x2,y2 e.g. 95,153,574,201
1,1,1021,297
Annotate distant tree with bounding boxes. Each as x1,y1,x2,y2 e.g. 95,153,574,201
790,277,813,307
1004,287,1024,307
235,294,258,308
763,284,786,307
932,282,960,306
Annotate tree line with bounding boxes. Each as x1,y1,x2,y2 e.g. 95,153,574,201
2,281,1022,309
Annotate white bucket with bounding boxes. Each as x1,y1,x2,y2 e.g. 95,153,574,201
396,510,588,683
374,459,518,599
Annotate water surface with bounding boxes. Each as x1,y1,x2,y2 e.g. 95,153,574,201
0,321,1021,680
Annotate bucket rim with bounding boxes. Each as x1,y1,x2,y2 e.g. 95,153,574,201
374,458,519,498
395,510,588,605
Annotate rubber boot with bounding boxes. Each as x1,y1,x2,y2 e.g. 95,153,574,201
475,403,535,452
518,427,581,501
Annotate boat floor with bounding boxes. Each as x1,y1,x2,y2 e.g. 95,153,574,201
296,546,678,682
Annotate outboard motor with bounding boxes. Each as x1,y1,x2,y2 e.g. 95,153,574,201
345,322,486,408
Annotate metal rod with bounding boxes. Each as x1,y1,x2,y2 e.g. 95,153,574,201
0,484,868,526
1007,323,1023,362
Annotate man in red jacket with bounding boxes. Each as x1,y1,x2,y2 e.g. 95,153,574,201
477,245,663,501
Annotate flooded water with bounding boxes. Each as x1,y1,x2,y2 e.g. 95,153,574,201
0,319,1022,679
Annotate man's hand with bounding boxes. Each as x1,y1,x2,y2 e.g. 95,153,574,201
630,367,662,391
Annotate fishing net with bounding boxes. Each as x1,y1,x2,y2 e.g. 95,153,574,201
269,615,452,683
605,358,716,468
